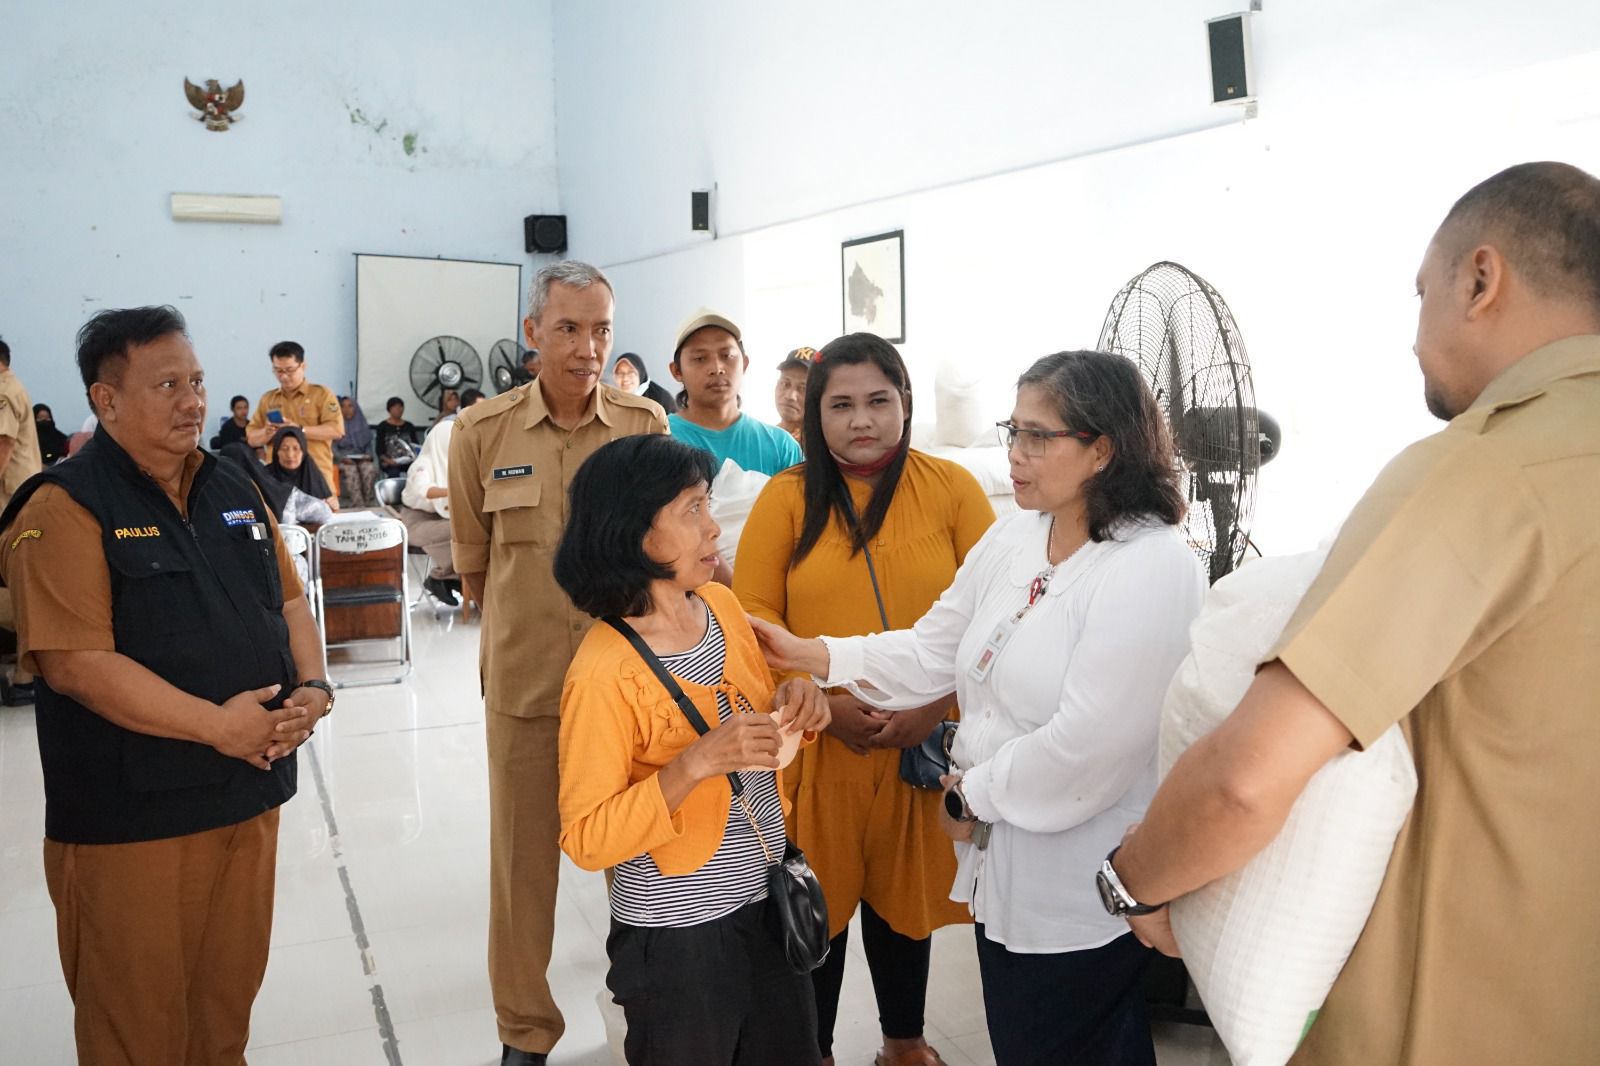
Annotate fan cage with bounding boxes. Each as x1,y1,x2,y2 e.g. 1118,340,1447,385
1096,262,1259,583
409,335,483,406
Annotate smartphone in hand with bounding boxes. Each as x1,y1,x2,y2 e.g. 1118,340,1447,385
266,410,285,425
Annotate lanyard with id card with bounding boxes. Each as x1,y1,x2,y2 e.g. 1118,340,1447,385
969,565,1055,684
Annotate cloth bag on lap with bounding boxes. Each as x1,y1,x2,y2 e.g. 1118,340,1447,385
1159,549,1417,1066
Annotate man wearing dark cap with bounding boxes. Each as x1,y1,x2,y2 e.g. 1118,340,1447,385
773,346,818,446
667,309,803,476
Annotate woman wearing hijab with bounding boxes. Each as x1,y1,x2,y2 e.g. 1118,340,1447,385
220,441,332,587
334,396,378,507
268,425,337,510
33,404,70,467
611,351,677,414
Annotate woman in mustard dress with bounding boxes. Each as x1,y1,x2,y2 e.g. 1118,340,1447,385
735,333,995,1066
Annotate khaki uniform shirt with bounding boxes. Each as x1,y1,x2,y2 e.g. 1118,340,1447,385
1273,335,1600,1066
0,369,43,507
449,381,668,719
247,382,343,494
0,450,300,676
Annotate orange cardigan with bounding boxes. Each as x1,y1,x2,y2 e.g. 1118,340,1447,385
558,582,798,876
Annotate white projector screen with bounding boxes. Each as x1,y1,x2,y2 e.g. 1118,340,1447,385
355,254,523,424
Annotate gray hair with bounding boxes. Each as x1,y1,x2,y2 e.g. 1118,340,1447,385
527,261,613,322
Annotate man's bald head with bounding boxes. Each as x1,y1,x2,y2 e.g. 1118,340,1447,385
1436,161,1600,315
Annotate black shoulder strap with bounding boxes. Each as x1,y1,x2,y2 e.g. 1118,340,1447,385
838,492,890,631
604,615,742,795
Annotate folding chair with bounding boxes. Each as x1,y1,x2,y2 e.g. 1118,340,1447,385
312,516,412,687
279,522,313,607
375,476,430,608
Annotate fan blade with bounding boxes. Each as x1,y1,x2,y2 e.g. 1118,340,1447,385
459,374,479,389
419,380,439,400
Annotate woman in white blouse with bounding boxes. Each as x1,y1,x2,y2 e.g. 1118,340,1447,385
750,350,1206,1066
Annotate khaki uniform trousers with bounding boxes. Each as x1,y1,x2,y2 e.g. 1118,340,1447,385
487,711,564,1053
43,807,280,1066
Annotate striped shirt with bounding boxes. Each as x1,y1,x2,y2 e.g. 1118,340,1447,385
610,601,787,928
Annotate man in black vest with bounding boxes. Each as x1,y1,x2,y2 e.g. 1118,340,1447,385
0,306,334,1065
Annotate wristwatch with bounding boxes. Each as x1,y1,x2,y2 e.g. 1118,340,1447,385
942,778,993,851
298,679,336,715
1096,846,1165,917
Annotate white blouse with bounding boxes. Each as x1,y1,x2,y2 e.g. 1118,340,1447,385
821,509,1205,953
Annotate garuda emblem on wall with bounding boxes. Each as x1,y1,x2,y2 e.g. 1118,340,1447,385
184,78,245,131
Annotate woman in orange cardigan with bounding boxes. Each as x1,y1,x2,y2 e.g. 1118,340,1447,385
735,334,995,1066
555,434,832,1066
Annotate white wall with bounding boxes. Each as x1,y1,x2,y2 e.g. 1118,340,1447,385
552,1,1600,552
0,0,558,430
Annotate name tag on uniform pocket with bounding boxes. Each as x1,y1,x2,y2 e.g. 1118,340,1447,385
492,465,533,480
250,522,269,541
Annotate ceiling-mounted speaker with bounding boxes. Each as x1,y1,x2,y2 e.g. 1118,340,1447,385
691,190,711,232
1206,13,1255,105
524,214,568,254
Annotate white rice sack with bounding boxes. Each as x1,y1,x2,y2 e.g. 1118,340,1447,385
708,459,770,573
1160,549,1417,1066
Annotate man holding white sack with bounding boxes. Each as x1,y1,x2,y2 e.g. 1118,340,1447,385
1107,160,1600,1065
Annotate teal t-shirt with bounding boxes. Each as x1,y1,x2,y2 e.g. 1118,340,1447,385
668,413,803,476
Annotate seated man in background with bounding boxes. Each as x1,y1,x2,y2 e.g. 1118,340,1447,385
667,309,803,476
521,348,541,381
401,387,485,605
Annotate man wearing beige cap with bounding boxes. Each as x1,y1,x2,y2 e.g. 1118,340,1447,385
668,309,803,476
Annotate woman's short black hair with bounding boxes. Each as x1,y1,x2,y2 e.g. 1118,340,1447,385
555,434,718,619
385,396,404,412
75,306,188,405
1017,351,1185,542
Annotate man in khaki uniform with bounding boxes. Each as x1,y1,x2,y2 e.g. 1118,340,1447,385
245,340,344,495
0,336,43,511
1111,161,1600,1064
449,262,667,1066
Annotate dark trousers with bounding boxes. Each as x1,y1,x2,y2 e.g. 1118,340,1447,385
811,900,931,1056
975,926,1156,1066
607,899,821,1066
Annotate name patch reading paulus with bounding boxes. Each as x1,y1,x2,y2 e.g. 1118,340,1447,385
114,526,161,539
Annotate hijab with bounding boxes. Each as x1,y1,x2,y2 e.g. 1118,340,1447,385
220,442,292,517
33,404,70,465
614,352,651,396
335,396,373,452
267,425,333,499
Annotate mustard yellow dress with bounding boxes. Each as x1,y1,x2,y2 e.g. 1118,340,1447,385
735,450,995,938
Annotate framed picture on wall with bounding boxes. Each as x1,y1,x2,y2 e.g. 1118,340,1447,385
841,229,905,343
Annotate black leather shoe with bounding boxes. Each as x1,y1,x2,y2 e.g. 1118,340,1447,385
500,1047,547,1066
3,680,35,706
424,576,461,606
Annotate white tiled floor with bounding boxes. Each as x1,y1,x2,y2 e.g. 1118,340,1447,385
0,608,1231,1065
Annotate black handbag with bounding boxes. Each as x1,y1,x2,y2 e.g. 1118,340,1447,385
847,510,958,790
604,616,831,974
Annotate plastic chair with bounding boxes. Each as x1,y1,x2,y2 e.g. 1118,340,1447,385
312,516,412,687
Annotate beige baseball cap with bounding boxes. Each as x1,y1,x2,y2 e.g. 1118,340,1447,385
673,308,742,358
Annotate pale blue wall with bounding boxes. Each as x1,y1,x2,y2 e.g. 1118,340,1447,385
0,0,558,431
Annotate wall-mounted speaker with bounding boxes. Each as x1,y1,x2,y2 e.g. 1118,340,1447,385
1206,13,1255,105
524,214,567,255
691,190,711,232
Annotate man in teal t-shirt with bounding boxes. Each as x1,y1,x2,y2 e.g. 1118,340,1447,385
666,309,803,476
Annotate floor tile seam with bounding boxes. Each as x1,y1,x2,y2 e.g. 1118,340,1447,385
304,742,405,1066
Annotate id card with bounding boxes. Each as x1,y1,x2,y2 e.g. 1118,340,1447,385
968,616,1020,683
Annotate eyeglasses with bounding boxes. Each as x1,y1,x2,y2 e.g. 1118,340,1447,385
995,421,1097,457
